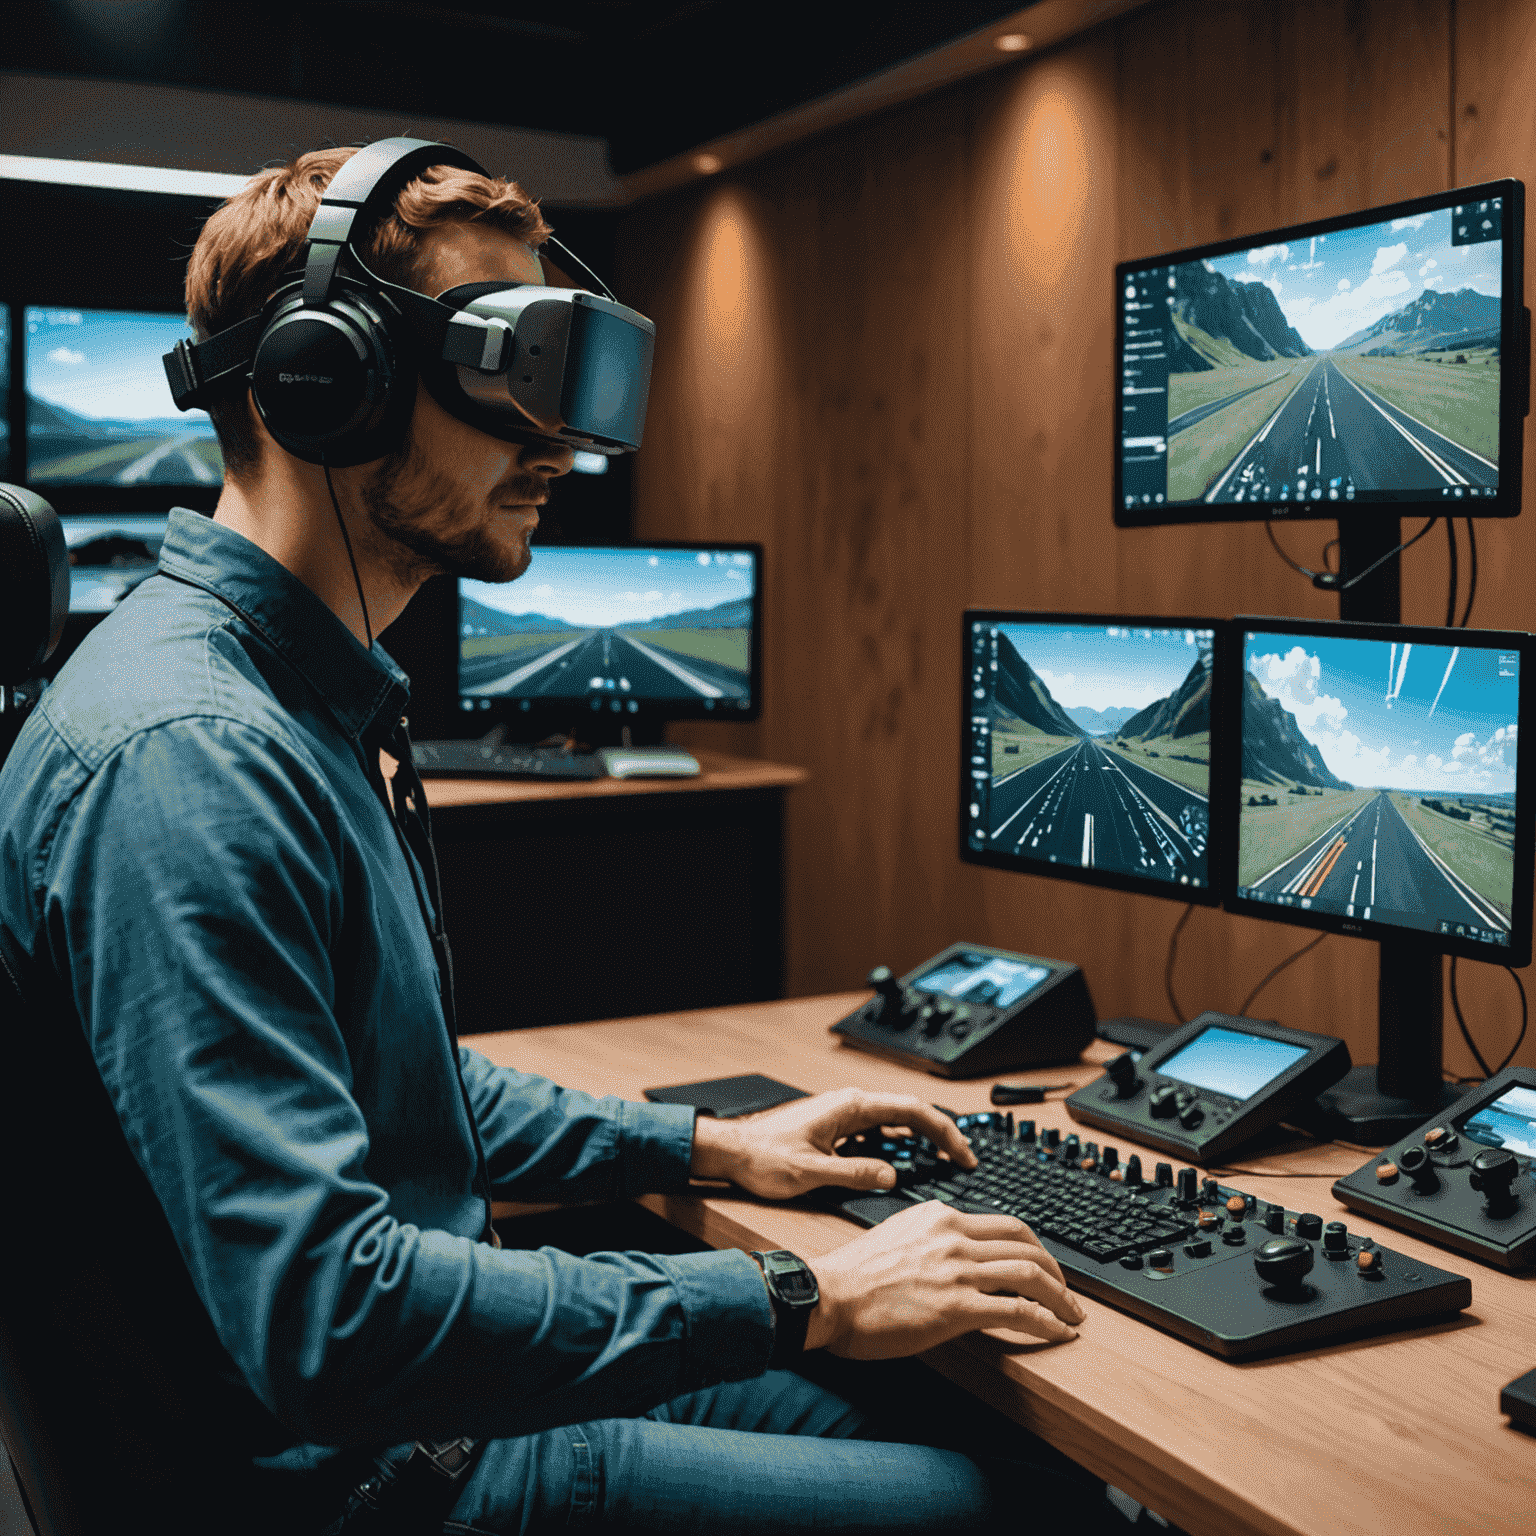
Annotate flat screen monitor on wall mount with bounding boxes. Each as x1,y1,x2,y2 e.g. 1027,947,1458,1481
1115,180,1527,526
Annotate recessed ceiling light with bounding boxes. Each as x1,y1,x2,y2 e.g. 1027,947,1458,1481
694,153,723,174
993,33,1032,52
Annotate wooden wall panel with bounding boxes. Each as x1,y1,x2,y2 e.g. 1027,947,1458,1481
619,0,1536,1073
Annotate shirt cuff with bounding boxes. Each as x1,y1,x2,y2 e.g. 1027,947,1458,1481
612,1099,700,1197
653,1248,775,1391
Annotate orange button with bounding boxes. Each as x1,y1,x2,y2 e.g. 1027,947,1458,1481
1357,1249,1382,1272
1375,1162,1399,1183
1108,1167,1125,1182
1425,1128,1446,1146
1226,1195,1246,1216
1197,1210,1219,1230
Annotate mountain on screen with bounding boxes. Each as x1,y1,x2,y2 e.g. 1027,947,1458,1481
1066,704,1139,735
1170,267,1312,370
621,596,753,631
1334,287,1501,356
460,595,571,637
1116,657,1211,742
26,393,215,440
993,635,1085,737
1241,672,1353,790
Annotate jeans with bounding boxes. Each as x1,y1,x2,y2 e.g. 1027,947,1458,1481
427,1356,1129,1535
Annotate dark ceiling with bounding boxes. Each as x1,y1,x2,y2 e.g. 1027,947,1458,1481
4,0,1038,176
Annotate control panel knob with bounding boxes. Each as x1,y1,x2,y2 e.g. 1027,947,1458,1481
1018,1120,1036,1144
1154,1161,1174,1188
1295,1212,1323,1241
1469,1148,1521,1203
1398,1145,1440,1192
1179,1101,1205,1129
1123,1154,1143,1186
1062,1135,1082,1163
1041,1127,1061,1150
1101,1147,1119,1172
1147,1247,1174,1269
1105,1051,1142,1097
919,1003,944,1037
1264,1203,1285,1233
1254,1237,1315,1289
1148,1084,1179,1119
1176,1167,1198,1203
1200,1177,1221,1203
1424,1126,1459,1153
1323,1221,1349,1253
1225,1195,1247,1219
866,966,909,1027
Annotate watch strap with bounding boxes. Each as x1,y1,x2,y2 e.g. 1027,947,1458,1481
751,1249,818,1367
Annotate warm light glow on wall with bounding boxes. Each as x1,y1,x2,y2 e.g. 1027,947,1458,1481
1005,83,1094,291
993,32,1032,52
693,153,723,174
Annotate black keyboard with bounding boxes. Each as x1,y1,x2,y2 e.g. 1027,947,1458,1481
817,1113,1471,1359
412,738,606,780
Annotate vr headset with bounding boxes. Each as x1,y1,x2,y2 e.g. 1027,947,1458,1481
163,136,654,466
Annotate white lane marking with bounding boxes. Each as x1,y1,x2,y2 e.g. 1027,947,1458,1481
1334,361,1500,473
991,744,1084,838
1108,748,1209,803
1082,813,1094,867
1371,837,1378,906
1326,369,1337,438
487,636,589,693
992,742,1077,790
1203,364,1316,501
1315,436,1321,475
1104,760,1198,854
1250,797,1365,889
619,634,724,697
1387,797,1511,931
1350,871,1360,905
1332,367,1468,484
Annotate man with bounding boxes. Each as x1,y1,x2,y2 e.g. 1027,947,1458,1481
0,146,1120,1535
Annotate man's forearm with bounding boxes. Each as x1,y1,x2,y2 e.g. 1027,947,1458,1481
689,1113,745,1181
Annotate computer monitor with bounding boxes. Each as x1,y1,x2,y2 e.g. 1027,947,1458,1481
58,513,169,614
1116,178,1525,526
0,305,11,482
961,612,1220,903
457,541,761,739
23,306,223,493
1220,616,1534,966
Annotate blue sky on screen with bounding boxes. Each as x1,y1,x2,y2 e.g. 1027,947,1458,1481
463,547,756,626
1205,203,1503,350
1246,631,1519,794
995,623,1212,713
26,307,212,425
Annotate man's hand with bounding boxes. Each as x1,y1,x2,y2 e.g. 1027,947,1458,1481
688,1086,978,1200
806,1200,1086,1356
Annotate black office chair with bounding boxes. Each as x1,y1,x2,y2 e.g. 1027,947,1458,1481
0,486,295,1536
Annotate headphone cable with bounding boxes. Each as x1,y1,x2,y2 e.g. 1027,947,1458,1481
324,456,374,651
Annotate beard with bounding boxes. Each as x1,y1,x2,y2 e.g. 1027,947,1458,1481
358,432,547,586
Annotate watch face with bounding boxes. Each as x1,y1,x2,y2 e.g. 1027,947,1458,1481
764,1252,819,1305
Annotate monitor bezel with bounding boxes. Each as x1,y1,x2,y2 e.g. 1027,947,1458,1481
959,608,1223,907
1216,613,1535,967
1114,178,1526,528
14,299,222,512
455,538,764,730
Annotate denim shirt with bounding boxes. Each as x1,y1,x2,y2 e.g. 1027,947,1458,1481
0,509,772,1481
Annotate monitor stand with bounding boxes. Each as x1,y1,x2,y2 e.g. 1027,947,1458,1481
1303,519,1470,1144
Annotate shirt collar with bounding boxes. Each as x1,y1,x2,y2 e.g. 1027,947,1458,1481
156,507,411,743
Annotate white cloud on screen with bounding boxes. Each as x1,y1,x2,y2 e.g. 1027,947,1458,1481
1370,242,1409,275
1247,244,1290,266
1392,214,1433,231
1036,665,1162,713
47,346,86,365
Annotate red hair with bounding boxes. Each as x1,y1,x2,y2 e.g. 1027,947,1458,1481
184,145,554,478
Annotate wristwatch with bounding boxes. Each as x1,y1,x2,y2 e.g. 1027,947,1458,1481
751,1249,820,1367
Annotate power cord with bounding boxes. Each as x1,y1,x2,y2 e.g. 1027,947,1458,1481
1459,516,1478,626
324,457,374,651
1444,516,1459,628
1449,955,1528,1079
1164,904,1193,1024
1236,931,1328,1017
1264,515,1439,593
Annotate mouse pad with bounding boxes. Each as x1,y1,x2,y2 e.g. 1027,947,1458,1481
644,1073,810,1118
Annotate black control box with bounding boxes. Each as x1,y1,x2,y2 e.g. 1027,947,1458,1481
1065,1011,1352,1164
830,943,1096,1078
1332,1065,1536,1271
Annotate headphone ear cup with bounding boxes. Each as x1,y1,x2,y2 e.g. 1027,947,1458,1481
250,283,416,466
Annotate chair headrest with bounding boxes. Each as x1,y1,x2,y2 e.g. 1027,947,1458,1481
0,484,70,685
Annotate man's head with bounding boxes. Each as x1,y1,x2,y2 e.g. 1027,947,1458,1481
187,146,574,586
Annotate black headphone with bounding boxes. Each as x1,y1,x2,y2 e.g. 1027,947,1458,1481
166,137,639,468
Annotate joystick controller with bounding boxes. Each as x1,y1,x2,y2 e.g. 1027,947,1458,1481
866,966,912,1030
1104,1051,1141,1098
1398,1145,1440,1194
1469,1148,1521,1210
1254,1237,1315,1290
1148,1084,1179,1119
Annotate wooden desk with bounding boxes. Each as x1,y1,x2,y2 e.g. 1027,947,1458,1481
391,750,807,1030
473,995,1536,1536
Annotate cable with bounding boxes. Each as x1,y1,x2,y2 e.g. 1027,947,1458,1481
1444,515,1459,628
1264,516,1440,594
1449,957,1528,1081
1460,516,1478,626
1237,931,1328,1017
324,457,373,651
1164,904,1193,1024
